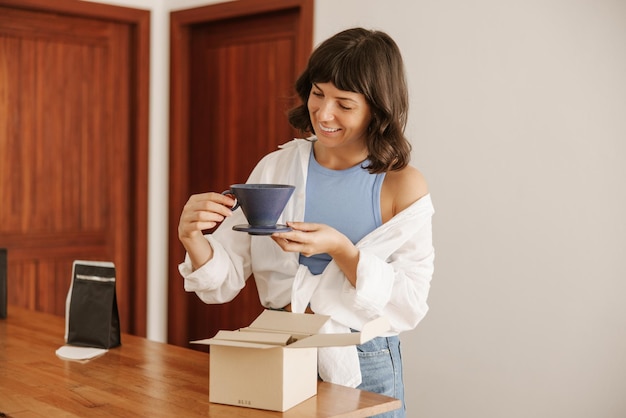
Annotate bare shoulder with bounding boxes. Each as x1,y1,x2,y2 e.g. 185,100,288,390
382,165,429,220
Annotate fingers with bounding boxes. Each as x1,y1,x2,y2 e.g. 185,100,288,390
190,192,236,214
271,234,317,258
270,234,298,251
178,192,236,239
272,227,309,245
271,223,325,257
272,222,348,259
285,221,319,232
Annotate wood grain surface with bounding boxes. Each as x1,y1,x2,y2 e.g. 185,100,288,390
0,306,401,417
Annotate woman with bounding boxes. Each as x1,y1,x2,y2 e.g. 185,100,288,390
178,27,434,417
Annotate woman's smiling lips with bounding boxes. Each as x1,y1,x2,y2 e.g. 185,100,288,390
318,124,340,133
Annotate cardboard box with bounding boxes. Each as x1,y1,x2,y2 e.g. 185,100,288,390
192,310,389,412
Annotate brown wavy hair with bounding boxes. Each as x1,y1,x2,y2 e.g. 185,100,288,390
288,27,411,173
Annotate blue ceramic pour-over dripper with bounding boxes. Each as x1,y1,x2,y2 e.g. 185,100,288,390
222,184,295,229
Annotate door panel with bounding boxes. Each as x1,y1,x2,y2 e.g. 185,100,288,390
169,0,313,348
0,1,149,335
188,14,299,200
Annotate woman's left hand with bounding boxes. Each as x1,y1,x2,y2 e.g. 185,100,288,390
271,222,360,286
270,222,345,257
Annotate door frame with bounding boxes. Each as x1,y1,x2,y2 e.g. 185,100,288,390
0,0,150,335
168,0,313,344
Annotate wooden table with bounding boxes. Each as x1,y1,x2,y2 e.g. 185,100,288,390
0,306,401,417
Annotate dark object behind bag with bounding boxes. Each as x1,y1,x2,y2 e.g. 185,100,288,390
1,248,6,319
67,261,121,349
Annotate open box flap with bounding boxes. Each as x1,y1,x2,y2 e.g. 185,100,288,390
216,330,294,345
248,310,330,335
191,338,279,349
289,316,390,348
190,312,390,350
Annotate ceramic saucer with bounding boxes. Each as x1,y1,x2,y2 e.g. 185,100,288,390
232,224,292,235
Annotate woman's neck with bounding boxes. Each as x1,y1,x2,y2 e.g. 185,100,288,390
312,141,368,170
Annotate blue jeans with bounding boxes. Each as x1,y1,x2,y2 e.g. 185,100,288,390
356,335,406,418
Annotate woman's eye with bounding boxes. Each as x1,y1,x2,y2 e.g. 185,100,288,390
339,104,352,110
311,91,323,97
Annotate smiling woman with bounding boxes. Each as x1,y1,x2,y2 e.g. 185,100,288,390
288,27,412,174
177,27,434,418
306,82,372,167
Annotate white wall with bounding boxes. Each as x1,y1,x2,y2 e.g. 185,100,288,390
87,1,626,417
315,1,625,417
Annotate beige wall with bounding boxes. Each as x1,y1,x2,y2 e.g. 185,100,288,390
88,0,626,416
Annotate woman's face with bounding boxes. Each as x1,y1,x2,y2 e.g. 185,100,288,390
307,82,372,151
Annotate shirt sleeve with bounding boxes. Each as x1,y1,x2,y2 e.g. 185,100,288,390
177,208,253,304
341,195,435,332
176,140,307,306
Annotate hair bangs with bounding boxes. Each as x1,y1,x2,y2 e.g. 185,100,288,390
308,47,372,99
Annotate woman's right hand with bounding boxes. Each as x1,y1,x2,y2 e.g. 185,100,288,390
178,192,236,269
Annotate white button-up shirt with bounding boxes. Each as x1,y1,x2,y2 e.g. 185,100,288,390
179,138,435,386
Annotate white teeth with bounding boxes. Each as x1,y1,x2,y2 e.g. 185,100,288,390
319,125,339,133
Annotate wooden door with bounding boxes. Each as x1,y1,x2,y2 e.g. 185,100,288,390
169,0,313,348
0,0,149,335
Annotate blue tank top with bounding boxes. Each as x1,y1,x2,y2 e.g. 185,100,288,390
299,149,385,275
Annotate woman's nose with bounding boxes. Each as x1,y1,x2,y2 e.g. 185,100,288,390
318,101,334,121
